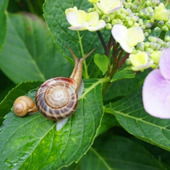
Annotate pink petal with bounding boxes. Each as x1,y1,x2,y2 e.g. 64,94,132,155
159,47,170,80
143,69,170,118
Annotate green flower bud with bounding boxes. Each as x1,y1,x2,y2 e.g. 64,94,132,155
146,1,151,6
150,51,161,64
136,42,144,50
162,25,169,32
145,22,152,28
154,27,161,33
146,48,154,53
128,21,133,26
165,21,170,29
139,11,144,16
157,21,164,27
147,7,153,13
119,13,126,19
165,36,170,42
144,42,150,48
144,32,149,37
148,36,154,42
132,16,138,22
150,42,159,49
139,19,143,25
106,23,112,30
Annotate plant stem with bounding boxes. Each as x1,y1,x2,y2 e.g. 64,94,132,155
165,0,169,6
26,0,35,13
81,77,110,98
118,53,129,68
97,31,107,55
77,31,89,79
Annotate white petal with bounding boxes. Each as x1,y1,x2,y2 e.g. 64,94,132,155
111,24,128,43
119,41,133,53
66,9,86,27
87,20,106,31
68,26,86,31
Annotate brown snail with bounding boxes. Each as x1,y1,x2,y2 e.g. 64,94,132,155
13,96,37,117
13,47,95,130
35,47,95,121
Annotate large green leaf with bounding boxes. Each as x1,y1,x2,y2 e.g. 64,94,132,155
79,135,163,170
8,0,45,16
0,14,72,83
44,0,96,56
111,67,135,82
104,70,148,102
0,0,8,51
97,113,119,136
43,0,107,78
0,79,104,169
105,87,170,151
0,81,41,125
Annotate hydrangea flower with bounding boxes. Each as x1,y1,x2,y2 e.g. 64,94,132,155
65,7,106,31
96,0,123,14
129,52,153,71
150,51,162,65
153,3,169,21
143,48,170,118
111,24,145,53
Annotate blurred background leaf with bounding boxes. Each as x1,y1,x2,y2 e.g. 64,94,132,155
0,14,72,83
0,0,8,51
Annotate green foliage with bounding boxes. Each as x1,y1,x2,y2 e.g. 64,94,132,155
105,87,170,151
0,81,41,126
0,14,72,83
0,0,8,51
0,71,14,102
79,135,164,170
94,54,109,75
0,0,170,169
0,79,103,169
111,67,135,82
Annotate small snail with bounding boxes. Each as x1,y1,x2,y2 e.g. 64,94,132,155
13,96,37,117
35,47,95,121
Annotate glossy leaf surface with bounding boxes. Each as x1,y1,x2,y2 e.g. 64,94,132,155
0,14,72,83
0,0,8,51
0,81,41,125
105,88,170,151
0,79,103,169
79,135,163,170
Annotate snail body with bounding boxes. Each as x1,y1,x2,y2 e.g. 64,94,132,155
35,48,95,121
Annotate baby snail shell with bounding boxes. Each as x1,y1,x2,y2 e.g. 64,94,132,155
13,96,38,117
35,47,96,121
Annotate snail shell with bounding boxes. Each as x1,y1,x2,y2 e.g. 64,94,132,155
13,96,37,117
35,77,78,120
35,47,96,121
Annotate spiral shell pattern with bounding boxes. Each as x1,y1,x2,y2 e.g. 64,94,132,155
35,77,78,120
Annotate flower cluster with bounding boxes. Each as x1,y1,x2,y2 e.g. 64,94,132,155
65,1,170,119
65,0,170,72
